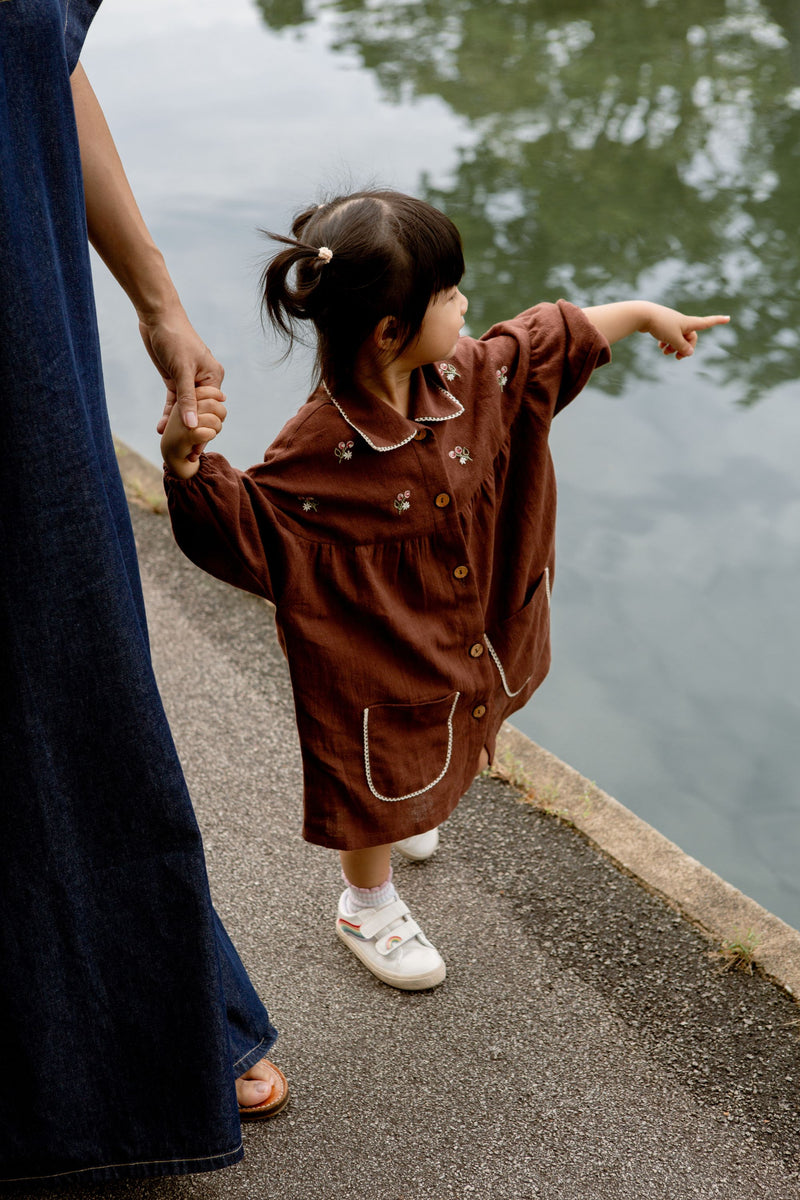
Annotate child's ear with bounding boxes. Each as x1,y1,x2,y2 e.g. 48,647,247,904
373,316,399,349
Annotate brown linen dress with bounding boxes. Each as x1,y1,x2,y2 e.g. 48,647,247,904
165,300,610,849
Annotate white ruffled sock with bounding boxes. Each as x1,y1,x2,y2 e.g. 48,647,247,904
342,869,397,914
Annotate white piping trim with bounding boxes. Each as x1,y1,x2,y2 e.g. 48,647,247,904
484,569,550,699
483,634,531,699
363,693,460,802
419,385,465,419
323,381,464,453
330,393,417,453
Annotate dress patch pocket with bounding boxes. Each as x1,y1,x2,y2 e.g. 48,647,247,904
484,568,551,698
363,691,460,803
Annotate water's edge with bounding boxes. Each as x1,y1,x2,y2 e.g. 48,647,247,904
115,436,800,1001
495,722,800,1000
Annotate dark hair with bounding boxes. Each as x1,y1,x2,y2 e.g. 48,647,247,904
260,190,464,392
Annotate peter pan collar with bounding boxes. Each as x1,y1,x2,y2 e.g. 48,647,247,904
321,362,464,453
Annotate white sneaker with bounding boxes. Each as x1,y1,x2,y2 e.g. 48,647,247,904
335,890,446,990
394,827,440,862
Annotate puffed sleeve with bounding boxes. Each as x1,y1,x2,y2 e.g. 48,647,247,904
164,453,282,605
476,299,611,420
529,300,611,415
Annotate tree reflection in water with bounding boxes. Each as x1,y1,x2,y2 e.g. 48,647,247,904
254,0,800,404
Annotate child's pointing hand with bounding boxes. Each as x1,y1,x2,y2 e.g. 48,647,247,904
582,301,730,359
646,306,731,360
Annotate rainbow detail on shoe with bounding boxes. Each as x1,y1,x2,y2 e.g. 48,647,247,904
335,889,446,990
337,917,365,939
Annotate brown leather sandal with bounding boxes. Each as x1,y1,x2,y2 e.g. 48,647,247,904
238,1059,290,1121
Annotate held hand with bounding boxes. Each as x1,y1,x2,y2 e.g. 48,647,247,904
160,386,227,480
138,306,225,433
644,306,730,360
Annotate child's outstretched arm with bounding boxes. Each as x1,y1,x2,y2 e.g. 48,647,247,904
582,301,730,359
161,385,227,479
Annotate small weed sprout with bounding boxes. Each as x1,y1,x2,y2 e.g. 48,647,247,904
488,749,536,796
577,782,598,818
716,928,761,974
535,782,566,816
487,752,572,816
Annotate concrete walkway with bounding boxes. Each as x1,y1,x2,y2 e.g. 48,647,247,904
20,449,800,1199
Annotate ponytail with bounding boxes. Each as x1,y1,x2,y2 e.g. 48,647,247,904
259,190,464,392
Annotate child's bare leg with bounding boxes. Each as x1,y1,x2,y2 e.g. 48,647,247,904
477,746,489,774
340,843,392,888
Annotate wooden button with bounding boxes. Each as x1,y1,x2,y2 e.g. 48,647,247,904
453,565,469,580
468,642,484,658
413,428,428,441
472,704,487,719
435,493,451,508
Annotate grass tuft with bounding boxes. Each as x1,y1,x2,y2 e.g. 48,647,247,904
715,928,761,975
488,750,569,817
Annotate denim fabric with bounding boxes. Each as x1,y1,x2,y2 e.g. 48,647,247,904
0,0,275,1183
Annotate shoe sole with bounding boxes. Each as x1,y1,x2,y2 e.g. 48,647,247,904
336,924,446,990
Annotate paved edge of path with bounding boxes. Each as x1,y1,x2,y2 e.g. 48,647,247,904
116,436,800,1003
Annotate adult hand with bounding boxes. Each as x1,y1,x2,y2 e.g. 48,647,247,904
138,305,225,433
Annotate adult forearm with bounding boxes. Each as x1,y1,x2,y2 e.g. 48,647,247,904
70,63,178,319
71,63,224,429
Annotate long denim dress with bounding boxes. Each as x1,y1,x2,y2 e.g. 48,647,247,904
0,0,276,1183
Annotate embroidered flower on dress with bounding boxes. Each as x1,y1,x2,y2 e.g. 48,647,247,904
439,362,460,382
496,365,509,390
335,439,354,463
299,496,319,513
448,445,473,466
394,490,411,515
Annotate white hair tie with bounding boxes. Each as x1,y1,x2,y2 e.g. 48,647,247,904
317,246,333,264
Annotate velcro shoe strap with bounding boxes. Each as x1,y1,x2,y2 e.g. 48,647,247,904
375,917,421,957
357,899,410,942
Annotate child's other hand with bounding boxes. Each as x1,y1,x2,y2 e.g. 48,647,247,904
161,385,227,479
646,306,730,360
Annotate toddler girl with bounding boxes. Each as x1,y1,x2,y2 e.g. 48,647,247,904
161,189,728,991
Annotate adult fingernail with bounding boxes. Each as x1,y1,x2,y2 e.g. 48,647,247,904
184,411,198,429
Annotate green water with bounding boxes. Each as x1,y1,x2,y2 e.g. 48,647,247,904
255,0,800,403
84,0,800,926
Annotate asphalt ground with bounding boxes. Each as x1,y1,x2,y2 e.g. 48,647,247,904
10,455,800,1200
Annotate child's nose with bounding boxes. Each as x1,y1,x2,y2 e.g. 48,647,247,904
460,291,469,314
